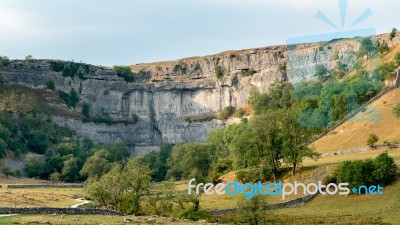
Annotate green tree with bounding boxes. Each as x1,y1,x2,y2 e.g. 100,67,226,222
49,171,61,184
373,152,397,185
281,111,320,175
314,64,328,81
390,28,397,40
367,133,379,148
238,195,269,225
113,66,136,82
122,157,152,215
61,156,81,182
144,143,173,182
80,149,112,180
167,143,213,180
359,37,377,57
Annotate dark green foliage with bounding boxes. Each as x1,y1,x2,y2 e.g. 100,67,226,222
380,62,397,79
174,61,187,75
337,153,397,189
0,56,10,67
292,82,323,100
46,80,55,90
278,62,287,73
359,37,378,57
51,61,89,79
58,89,79,108
113,66,136,82
81,103,90,118
390,28,397,40
314,64,328,81
241,69,256,77
0,111,73,157
0,75,4,89
238,195,269,225
249,82,292,114
367,133,379,148
332,94,348,122
131,113,139,124
372,152,398,184
219,106,235,120
208,158,233,183
92,114,115,125
49,61,65,72
379,42,390,53
167,143,213,180
235,108,246,118
395,53,400,67
144,144,173,182
215,65,224,79
393,103,400,118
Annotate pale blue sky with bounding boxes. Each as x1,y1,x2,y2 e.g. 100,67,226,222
0,0,399,66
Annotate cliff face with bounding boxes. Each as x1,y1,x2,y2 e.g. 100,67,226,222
1,35,398,155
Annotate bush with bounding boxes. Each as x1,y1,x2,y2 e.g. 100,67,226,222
367,133,379,148
235,108,246,118
336,153,397,189
390,28,397,40
0,75,4,88
49,61,65,72
92,114,115,125
0,56,10,67
393,103,400,118
215,65,224,79
46,80,55,90
395,53,400,66
113,66,136,82
25,55,34,63
219,106,235,120
81,103,90,118
178,208,208,221
132,113,139,124
241,69,256,77
379,42,390,53
59,89,79,108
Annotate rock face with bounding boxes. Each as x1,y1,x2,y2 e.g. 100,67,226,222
1,34,398,155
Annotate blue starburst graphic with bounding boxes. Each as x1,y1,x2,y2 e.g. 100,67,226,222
352,188,358,194
315,0,373,30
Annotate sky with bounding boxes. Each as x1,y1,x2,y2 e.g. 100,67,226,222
0,0,399,66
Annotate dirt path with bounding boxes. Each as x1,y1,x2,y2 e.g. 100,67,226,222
70,198,90,208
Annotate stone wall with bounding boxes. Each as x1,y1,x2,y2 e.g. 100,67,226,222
6,184,84,189
209,193,318,215
0,207,122,216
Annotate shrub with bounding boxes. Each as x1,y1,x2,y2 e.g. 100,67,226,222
367,133,379,148
132,113,139,124
395,53,400,66
278,63,287,73
49,61,65,72
336,153,397,189
235,108,246,118
59,89,79,108
373,152,397,184
46,80,55,90
25,55,34,63
241,69,256,77
0,56,10,67
215,65,224,79
113,66,136,82
92,114,115,125
393,103,400,118
390,28,397,40
219,106,235,120
379,42,390,53
81,103,91,118
0,75,4,88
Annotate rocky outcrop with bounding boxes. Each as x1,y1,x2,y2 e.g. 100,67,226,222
1,34,398,155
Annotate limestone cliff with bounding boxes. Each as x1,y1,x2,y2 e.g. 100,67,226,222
1,34,398,155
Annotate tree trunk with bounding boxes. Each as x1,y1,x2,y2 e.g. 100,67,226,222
292,163,297,176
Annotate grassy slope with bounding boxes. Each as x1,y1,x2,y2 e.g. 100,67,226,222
312,87,400,152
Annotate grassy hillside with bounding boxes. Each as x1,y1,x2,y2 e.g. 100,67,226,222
312,88,400,152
